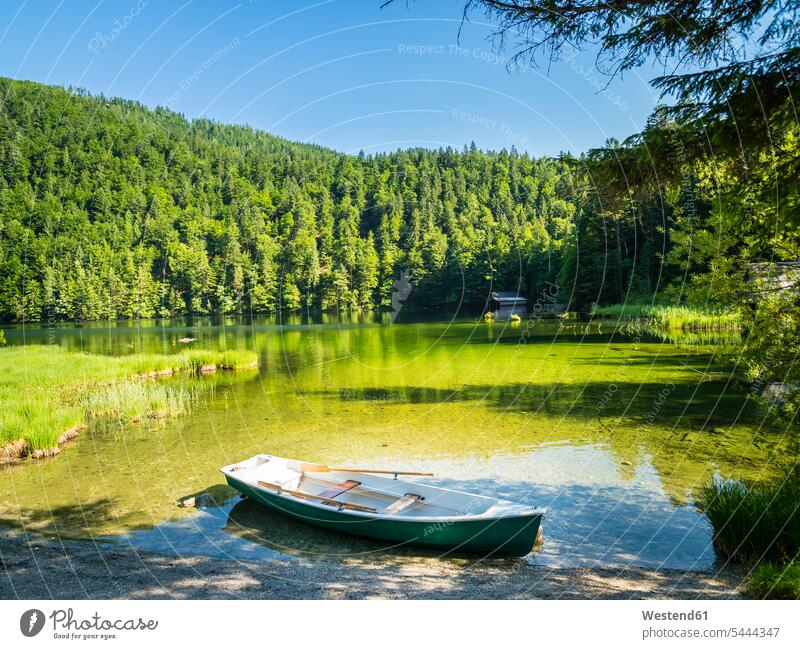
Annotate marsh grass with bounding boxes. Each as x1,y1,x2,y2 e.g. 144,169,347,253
184,349,257,372
648,306,741,330
82,381,204,432
127,353,189,375
217,349,259,370
0,404,82,450
746,562,800,599
0,345,257,451
700,468,800,564
592,304,741,330
25,409,82,450
185,350,218,372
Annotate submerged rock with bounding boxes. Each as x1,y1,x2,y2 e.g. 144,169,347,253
30,447,60,459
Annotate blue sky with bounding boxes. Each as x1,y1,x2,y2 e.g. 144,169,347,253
0,0,666,156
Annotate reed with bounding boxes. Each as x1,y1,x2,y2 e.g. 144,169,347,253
185,350,219,372
126,353,189,375
217,349,259,370
184,348,257,372
591,303,741,331
25,409,83,450
700,467,800,564
82,381,202,431
647,305,741,330
0,398,83,449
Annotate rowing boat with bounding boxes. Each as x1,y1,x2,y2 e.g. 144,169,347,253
220,454,545,556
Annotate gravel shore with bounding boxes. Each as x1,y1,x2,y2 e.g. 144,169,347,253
0,529,746,599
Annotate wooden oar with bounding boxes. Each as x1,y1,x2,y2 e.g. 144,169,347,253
257,480,377,513
300,462,433,477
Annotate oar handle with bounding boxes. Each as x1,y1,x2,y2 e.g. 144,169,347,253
330,467,434,476
299,462,434,477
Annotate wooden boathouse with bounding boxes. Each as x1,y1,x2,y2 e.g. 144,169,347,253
489,291,528,319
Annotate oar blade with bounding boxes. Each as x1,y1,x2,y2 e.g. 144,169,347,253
299,462,330,472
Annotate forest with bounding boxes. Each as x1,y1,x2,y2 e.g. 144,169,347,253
0,75,679,323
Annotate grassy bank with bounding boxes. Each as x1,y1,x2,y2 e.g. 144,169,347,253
701,467,800,598
0,345,258,455
747,563,800,599
591,304,741,330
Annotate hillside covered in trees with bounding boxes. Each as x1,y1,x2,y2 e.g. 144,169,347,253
0,76,684,322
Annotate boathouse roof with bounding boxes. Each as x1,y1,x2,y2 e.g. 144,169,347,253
490,291,527,304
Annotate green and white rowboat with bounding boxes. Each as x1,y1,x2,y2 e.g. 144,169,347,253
221,454,545,556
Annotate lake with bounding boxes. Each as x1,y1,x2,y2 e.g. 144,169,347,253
0,313,786,569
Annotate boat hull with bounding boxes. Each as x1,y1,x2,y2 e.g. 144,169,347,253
225,474,542,556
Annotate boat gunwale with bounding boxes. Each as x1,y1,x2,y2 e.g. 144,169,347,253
220,457,546,524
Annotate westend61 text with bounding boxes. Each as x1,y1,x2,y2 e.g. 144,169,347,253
642,610,708,621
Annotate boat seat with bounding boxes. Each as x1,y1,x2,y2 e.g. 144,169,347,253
317,479,360,499
384,493,423,515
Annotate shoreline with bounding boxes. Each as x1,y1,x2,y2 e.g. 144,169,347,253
0,528,747,600
0,425,83,465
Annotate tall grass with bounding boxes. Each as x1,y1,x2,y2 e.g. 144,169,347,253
0,403,82,451
184,349,258,373
185,350,218,372
591,303,741,331
217,349,259,370
746,562,800,599
127,352,190,375
648,305,741,330
124,349,257,374
0,345,258,452
700,467,800,564
82,381,204,432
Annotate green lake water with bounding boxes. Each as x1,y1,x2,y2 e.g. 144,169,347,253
0,314,791,569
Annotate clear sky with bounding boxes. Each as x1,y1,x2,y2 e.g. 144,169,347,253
0,0,666,157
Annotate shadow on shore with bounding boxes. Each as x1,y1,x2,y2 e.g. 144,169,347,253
0,525,745,600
